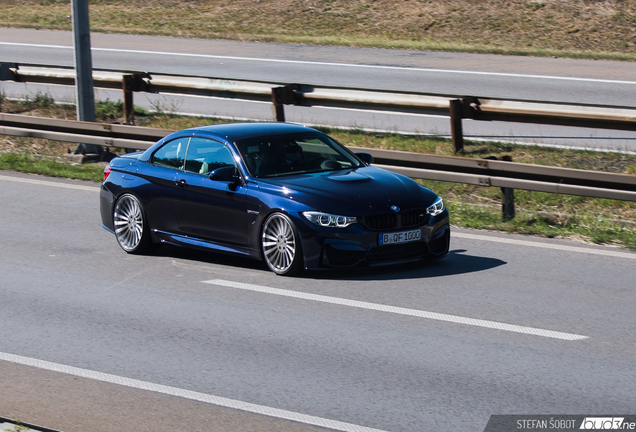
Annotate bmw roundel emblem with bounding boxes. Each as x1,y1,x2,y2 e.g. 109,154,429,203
390,205,400,212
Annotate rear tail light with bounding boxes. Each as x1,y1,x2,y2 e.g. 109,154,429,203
103,164,111,181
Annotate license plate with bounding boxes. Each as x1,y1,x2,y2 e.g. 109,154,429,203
379,229,421,245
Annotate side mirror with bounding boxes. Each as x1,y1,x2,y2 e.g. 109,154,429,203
209,166,240,182
355,152,374,165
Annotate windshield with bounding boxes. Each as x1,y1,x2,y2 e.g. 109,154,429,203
235,132,363,177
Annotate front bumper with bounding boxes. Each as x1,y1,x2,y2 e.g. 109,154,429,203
299,211,450,270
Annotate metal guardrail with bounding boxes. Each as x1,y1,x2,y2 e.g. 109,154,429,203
0,112,169,150
349,146,636,202
2,62,636,218
3,63,636,152
1,114,635,205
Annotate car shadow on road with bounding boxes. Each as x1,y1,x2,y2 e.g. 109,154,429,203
304,249,507,281
154,245,505,280
153,244,267,271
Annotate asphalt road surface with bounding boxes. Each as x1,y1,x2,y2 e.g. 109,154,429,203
1,28,636,152
1,171,635,432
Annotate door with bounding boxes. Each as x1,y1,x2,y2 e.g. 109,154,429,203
140,136,190,233
172,137,248,246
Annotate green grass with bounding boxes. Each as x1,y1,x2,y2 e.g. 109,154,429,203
20,91,55,108
450,202,636,250
3,421,31,432
0,152,104,181
429,182,636,250
95,99,151,121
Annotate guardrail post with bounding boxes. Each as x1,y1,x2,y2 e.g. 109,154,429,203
0,63,18,83
271,85,300,122
502,187,515,221
0,64,11,112
122,73,149,125
123,74,134,124
272,87,286,122
449,99,464,153
0,64,17,112
499,156,516,221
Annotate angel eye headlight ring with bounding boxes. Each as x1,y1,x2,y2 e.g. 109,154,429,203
302,211,357,228
426,197,445,217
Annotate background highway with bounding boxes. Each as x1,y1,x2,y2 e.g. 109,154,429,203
1,171,636,432
1,28,636,152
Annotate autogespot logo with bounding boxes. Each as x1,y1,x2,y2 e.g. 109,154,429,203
580,418,626,429
482,415,636,432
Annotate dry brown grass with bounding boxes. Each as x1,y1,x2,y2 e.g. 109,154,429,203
1,0,635,59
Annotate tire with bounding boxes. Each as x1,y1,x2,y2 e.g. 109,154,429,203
261,212,303,275
113,193,154,254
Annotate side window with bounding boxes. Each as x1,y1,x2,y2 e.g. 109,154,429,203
152,137,189,169
184,137,235,175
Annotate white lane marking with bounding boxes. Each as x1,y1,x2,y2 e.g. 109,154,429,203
3,42,636,86
0,351,388,432
0,174,99,192
202,279,587,341
453,232,636,260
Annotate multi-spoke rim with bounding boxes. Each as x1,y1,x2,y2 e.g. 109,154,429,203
262,214,297,273
114,194,144,252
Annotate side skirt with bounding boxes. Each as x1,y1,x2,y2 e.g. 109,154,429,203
153,230,260,259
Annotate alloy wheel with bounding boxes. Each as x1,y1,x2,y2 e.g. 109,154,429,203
262,213,301,275
114,194,147,253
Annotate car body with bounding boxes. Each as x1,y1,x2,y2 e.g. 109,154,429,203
100,122,450,275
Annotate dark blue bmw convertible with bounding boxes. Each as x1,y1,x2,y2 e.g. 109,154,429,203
100,122,450,275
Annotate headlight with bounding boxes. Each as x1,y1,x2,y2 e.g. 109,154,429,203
302,211,357,228
426,196,445,217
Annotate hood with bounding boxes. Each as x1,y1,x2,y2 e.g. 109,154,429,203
255,166,439,214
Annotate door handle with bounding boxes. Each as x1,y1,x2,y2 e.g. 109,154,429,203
176,179,187,187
